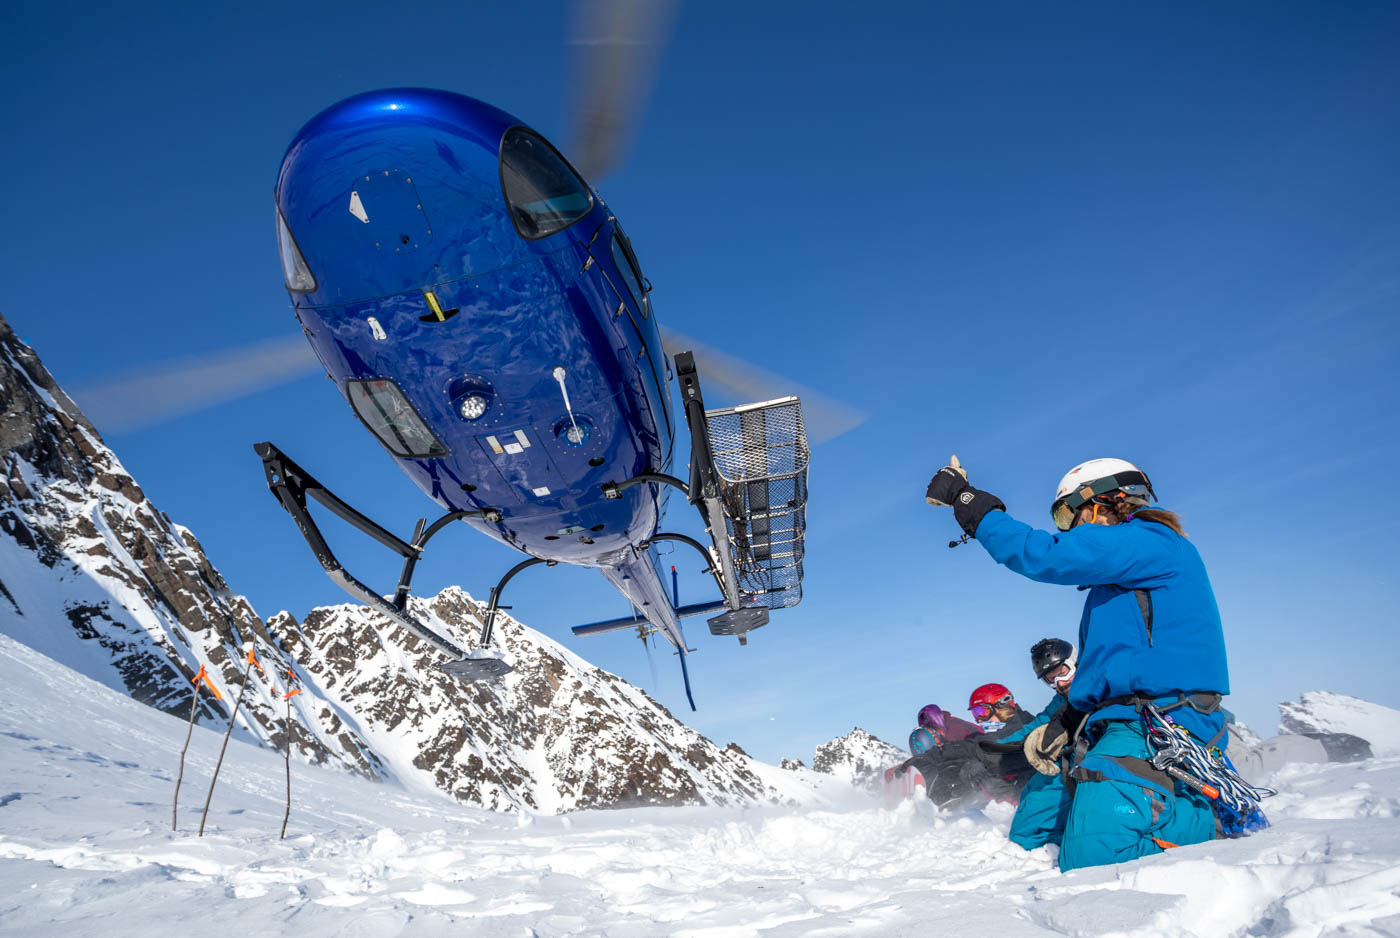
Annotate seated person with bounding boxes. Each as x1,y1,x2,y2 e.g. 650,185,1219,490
965,683,1037,800
980,638,1078,850
908,703,981,755
898,689,1034,811
968,683,1034,735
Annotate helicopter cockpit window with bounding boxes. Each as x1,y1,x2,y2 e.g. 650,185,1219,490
276,203,316,293
347,379,448,459
499,127,593,240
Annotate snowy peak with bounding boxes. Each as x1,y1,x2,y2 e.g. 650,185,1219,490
1279,691,1400,756
811,727,905,788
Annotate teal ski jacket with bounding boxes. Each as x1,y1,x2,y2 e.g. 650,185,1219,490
973,510,1229,742
995,692,1066,746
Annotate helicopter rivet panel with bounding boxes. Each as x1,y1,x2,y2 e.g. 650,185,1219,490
350,170,432,255
474,426,566,503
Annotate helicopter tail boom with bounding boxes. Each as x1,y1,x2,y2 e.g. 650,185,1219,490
571,600,728,637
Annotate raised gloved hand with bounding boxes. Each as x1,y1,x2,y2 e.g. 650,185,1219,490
1024,724,1069,776
926,455,1006,537
925,455,969,506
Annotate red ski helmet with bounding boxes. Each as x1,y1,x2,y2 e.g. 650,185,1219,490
968,683,1012,711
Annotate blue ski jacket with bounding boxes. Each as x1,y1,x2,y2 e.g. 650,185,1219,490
973,510,1229,742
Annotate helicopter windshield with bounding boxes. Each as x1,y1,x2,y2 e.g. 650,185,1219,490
347,379,448,459
499,127,593,240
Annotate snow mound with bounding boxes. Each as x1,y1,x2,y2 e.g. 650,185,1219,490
1279,691,1400,756
4,633,1400,936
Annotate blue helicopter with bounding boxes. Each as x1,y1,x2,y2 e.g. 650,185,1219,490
254,86,833,708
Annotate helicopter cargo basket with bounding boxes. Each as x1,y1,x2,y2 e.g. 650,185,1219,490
703,396,809,609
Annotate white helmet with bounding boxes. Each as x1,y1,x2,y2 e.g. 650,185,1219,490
1051,458,1155,531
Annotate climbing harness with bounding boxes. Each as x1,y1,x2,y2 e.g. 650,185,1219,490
1142,703,1276,837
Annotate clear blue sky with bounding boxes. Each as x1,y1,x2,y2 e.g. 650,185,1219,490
3,1,1398,763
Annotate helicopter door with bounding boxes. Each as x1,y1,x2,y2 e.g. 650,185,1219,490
605,230,672,442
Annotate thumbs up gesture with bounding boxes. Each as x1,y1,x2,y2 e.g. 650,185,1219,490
925,455,969,507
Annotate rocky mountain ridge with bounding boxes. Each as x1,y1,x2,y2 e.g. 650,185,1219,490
810,727,905,788
0,313,808,812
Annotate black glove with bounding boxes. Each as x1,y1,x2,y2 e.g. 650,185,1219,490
952,487,1006,537
925,463,969,507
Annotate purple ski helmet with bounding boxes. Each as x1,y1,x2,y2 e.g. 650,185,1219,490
917,704,946,730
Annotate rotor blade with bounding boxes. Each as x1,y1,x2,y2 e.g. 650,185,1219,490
659,325,867,445
68,335,320,434
567,0,678,181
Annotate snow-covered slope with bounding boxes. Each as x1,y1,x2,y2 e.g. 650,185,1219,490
0,313,807,813
811,727,906,788
4,632,1400,937
1279,691,1400,756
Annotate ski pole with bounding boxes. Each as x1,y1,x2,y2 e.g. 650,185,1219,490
199,642,263,837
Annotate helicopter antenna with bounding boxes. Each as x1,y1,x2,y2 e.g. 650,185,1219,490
552,366,584,443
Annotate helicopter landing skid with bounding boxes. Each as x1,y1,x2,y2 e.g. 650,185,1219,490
253,441,512,681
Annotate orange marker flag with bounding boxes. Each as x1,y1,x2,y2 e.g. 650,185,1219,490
191,664,223,700
247,645,266,676
284,688,302,700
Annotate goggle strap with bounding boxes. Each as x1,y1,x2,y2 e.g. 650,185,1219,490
1052,471,1155,526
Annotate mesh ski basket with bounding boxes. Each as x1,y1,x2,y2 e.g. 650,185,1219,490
703,396,808,609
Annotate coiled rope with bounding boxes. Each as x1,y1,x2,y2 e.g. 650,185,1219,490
1142,703,1276,836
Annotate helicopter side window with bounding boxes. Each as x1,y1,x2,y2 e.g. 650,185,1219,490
610,233,649,319
347,379,448,459
499,127,593,240
276,204,316,293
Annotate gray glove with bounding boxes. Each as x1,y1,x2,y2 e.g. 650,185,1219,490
1024,723,1069,776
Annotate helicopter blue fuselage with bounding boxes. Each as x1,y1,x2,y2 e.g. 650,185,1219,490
274,88,682,643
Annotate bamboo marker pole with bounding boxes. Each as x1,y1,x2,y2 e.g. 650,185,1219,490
173,664,222,831
280,669,301,839
199,642,264,837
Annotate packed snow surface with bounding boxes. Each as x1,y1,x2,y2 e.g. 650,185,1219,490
3,635,1399,937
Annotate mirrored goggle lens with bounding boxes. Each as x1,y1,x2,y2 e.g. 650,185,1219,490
1052,499,1076,531
970,704,993,721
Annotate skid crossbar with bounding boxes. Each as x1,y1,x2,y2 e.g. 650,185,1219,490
253,441,510,680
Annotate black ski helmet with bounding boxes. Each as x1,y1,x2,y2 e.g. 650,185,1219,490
1030,638,1074,680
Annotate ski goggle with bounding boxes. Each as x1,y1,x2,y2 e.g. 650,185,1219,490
970,695,1014,721
1041,663,1073,686
1051,476,1155,531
